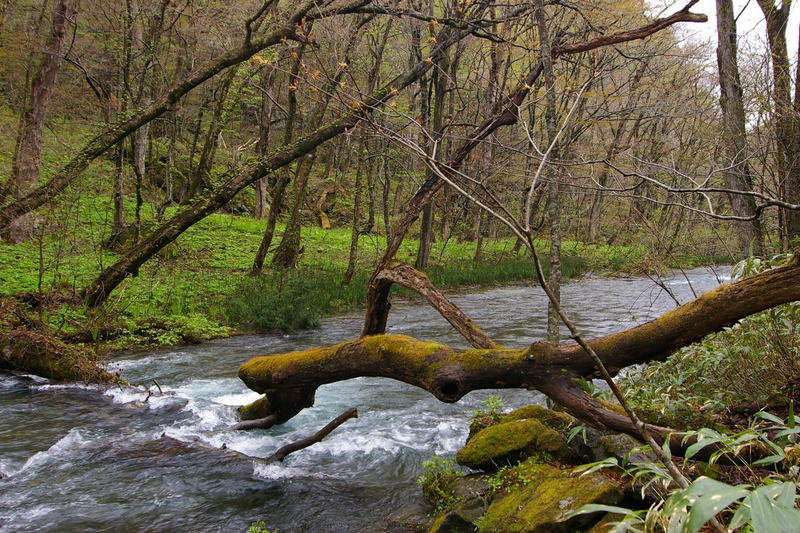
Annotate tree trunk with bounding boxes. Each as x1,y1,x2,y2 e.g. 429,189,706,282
536,0,562,343
251,42,307,274
343,137,367,285
5,0,79,242
715,0,764,256
254,65,277,219
187,66,239,199
271,153,315,268
756,0,800,245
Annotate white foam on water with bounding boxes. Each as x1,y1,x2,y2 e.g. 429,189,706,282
432,420,467,455
252,461,329,480
307,432,401,456
17,428,89,474
111,350,195,371
214,390,262,406
32,382,99,392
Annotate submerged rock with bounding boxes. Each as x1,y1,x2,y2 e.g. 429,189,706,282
380,502,432,532
478,464,622,533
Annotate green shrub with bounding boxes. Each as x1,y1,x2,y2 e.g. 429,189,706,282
622,254,800,416
226,272,322,332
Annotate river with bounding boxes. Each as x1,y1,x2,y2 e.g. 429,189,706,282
0,266,730,532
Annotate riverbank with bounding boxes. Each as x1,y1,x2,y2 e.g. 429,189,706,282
0,208,733,359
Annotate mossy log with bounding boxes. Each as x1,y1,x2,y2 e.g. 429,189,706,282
239,258,800,455
0,329,115,382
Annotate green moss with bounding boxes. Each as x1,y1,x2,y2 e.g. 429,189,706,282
238,395,271,420
428,513,447,533
500,405,574,429
478,464,622,533
456,419,573,471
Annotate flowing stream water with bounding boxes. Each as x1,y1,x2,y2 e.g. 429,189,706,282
0,267,730,532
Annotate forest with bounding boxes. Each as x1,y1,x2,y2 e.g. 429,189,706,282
1,0,799,531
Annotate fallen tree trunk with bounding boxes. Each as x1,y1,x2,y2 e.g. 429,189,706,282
238,257,800,451
0,329,116,382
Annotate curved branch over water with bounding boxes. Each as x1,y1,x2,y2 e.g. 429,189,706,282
239,257,800,447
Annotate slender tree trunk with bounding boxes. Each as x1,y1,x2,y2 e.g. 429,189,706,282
536,1,562,343
271,153,315,268
187,66,238,198
5,0,79,242
113,143,125,233
415,51,448,269
715,0,764,256
254,65,277,219
251,43,306,274
343,137,368,284
272,17,373,269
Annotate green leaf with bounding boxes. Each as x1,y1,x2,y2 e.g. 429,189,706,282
751,454,786,466
571,503,642,519
750,486,800,533
666,477,749,533
754,411,785,425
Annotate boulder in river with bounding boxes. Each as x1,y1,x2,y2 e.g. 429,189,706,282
456,418,576,471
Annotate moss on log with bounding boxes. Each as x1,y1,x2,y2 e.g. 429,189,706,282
0,329,115,382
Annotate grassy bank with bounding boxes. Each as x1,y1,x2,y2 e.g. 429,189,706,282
0,202,732,349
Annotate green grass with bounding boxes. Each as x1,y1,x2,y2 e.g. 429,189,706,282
0,194,731,347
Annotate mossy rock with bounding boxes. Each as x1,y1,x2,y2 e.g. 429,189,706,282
422,473,493,519
421,472,463,508
0,328,114,382
500,405,573,429
467,404,573,441
478,464,622,533
456,419,575,471
592,434,656,465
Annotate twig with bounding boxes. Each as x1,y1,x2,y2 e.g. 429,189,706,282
262,407,358,464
